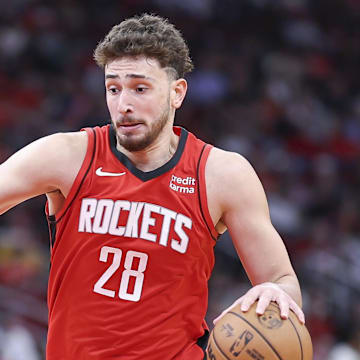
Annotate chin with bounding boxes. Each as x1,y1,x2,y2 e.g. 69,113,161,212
118,134,152,152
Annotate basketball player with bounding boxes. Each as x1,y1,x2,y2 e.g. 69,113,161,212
0,14,305,360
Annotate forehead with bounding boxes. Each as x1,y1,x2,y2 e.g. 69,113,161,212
105,56,167,81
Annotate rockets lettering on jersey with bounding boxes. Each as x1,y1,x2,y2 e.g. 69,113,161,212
78,198,192,254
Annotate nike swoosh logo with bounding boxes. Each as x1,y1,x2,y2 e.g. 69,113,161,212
95,167,126,177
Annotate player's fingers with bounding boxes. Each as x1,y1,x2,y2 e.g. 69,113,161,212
277,297,305,325
213,296,245,325
240,291,260,312
277,297,290,320
213,310,227,325
289,302,305,324
255,295,271,316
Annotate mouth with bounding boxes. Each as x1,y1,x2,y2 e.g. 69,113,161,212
116,122,144,133
119,123,141,127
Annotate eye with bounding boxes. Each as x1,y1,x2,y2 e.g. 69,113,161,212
136,86,148,93
107,86,119,95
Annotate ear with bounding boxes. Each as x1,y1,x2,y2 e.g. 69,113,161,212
170,79,187,109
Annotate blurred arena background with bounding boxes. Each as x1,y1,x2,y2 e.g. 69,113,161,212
1,0,360,358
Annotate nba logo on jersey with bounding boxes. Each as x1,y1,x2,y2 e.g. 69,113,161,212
169,174,196,194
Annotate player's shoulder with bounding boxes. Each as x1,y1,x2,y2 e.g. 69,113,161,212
20,130,89,174
43,130,88,148
205,147,262,218
34,131,89,193
35,130,88,158
206,147,266,212
207,146,255,181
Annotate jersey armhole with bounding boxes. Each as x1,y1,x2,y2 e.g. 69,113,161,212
197,144,219,241
45,128,96,223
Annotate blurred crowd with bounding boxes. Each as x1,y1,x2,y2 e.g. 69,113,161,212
1,0,360,358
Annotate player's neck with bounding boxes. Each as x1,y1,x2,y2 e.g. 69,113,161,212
117,126,179,172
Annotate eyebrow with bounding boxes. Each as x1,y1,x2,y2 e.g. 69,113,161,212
105,73,155,81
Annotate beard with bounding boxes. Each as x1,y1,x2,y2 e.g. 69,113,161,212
114,99,171,152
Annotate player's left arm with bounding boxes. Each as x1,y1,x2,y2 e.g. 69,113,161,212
207,148,304,324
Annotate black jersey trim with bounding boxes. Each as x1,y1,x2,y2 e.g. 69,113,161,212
197,329,209,359
197,144,217,242
47,216,56,249
108,124,188,182
55,128,97,223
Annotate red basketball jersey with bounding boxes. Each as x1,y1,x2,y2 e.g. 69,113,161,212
46,125,218,359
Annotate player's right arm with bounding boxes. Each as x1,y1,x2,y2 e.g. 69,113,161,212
0,131,88,215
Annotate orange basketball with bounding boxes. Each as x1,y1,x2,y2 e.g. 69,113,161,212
207,301,313,360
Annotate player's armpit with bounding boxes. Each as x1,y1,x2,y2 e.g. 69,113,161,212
0,131,87,215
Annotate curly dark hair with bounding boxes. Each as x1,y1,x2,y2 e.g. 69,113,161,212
94,14,194,79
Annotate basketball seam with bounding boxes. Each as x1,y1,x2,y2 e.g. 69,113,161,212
287,315,304,360
212,331,232,360
227,311,283,360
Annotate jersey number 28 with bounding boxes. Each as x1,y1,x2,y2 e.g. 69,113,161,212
93,246,148,302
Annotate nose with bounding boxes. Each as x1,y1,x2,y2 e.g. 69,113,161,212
116,90,133,115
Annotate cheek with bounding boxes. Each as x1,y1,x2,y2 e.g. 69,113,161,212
137,98,158,117
106,97,116,113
